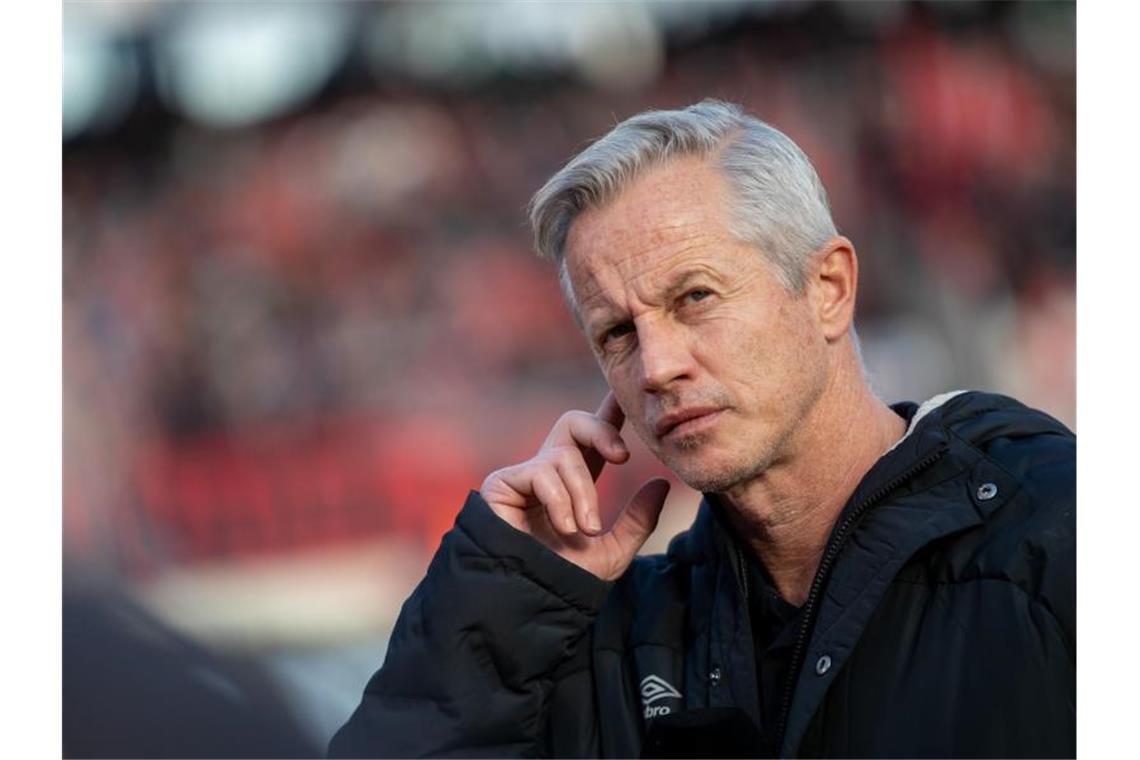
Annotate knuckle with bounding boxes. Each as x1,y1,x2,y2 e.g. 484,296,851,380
480,468,506,492
575,409,608,430
559,410,589,425
553,412,578,432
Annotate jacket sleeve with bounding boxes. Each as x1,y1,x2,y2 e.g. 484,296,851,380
328,491,613,758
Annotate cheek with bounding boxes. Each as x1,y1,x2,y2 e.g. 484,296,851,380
694,310,772,363
697,308,814,396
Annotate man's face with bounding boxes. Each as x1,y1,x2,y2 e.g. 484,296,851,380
563,155,831,493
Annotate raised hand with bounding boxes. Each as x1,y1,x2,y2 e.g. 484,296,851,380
479,393,671,581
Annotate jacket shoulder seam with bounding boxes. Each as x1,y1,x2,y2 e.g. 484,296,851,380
943,423,1073,513
943,424,1033,491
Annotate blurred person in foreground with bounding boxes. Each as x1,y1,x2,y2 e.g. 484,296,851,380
63,583,318,758
331,101,1074,758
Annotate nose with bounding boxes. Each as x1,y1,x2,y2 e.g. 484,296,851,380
636,316,696,393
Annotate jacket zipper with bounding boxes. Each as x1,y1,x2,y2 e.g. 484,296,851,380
734,542,749,600
774,444,948,753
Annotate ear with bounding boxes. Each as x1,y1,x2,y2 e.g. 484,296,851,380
808,236,858,343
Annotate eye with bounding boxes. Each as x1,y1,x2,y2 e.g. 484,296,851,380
603,322,634,344
684,289,712,304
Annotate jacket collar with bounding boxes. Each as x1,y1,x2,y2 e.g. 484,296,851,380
669,391,958,571
668,389,1071,570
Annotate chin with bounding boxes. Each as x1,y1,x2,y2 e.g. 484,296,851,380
663,447,768,494
676,468,750,494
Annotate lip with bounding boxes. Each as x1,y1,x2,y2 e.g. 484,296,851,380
654,407,726,439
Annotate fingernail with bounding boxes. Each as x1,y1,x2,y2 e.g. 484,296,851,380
587,511,602,532
564,516,577,533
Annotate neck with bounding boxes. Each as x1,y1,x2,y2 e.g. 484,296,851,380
716,370,906,606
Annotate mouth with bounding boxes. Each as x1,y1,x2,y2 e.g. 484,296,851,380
654,407,726,440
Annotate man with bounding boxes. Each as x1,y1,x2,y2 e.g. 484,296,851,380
330,100,1075,758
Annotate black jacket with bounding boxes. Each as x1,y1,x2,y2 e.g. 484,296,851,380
331,391,1075,758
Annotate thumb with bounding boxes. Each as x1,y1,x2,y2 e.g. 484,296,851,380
608,478,671,559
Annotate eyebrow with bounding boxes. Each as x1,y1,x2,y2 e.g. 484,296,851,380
660,266,725,299
581,264,728,337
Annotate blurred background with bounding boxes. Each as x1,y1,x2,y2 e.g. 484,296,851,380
62,0,1074,754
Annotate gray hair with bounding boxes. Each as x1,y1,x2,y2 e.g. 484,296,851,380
528,99,837,302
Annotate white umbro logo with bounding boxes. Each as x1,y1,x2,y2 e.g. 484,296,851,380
640,674,682,705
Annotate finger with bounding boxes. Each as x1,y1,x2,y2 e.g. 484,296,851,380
531,466,578,535
480,465,530,510
481,464,536,532
553,450,601,535
559,412,628,480
484,462,572,517
595,391,625,430
548,409,627,461
607,478,671,558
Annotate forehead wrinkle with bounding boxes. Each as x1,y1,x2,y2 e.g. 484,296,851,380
570,215,747,306
576,243,729,329
587,216,725,281
565,156,738,324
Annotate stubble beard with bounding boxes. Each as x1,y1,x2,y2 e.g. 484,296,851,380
644,342,833,495
678,363,829,495
652,387,817,494
664,429,785,494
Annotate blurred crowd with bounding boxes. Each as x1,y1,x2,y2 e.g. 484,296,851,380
63,2,1075,579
